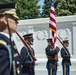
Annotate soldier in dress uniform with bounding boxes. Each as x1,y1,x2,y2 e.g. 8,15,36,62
45,38,60,75
0,2,22,75
61,40,71,75
20,33,35,75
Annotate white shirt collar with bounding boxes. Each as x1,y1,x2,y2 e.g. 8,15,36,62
0,32,10,38
0,32,14,41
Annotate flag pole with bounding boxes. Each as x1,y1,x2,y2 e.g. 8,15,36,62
49,0,58,60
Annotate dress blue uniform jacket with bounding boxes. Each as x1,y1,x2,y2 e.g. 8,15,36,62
0,34,22,75
20,46,35,75
45,45,59,69
61,48,71,65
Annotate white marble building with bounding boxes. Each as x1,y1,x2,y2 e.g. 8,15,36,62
13,15,76,75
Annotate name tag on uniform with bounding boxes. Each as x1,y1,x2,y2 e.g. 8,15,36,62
14,53,18,57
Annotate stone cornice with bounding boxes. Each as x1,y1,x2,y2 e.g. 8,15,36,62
18,15,76,26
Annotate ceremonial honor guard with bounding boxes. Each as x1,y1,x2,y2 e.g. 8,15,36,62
61,40,71,75
20,33,35,75
45,38,60,75
0,2,22,75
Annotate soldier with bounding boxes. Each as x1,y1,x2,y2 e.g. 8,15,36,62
61,40,71,75
0,2,22,75
45,38,60,75
20,33,35,75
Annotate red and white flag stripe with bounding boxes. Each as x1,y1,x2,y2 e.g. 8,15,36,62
49,0,57,49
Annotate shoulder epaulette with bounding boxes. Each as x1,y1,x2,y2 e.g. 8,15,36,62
0,40,6,46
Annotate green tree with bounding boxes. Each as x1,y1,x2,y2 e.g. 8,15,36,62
41,0,76,17
55,0,76,16
0,0,40,19
41,0,50,18
20,0,40,19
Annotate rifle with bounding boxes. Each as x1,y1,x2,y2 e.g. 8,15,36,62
16,31,37,61
56,37,70,56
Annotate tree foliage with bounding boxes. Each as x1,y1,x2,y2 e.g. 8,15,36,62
55,0,76,16
0,0,40,19
41,0,76,17
18,0,40,19
41,0,50,18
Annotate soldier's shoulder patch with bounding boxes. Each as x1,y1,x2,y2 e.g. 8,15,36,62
0,40,6,46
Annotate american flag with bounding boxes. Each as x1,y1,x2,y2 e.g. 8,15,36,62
49,0,57,49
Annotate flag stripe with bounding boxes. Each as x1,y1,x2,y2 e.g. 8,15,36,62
50,9,55,15
49,19,56,30
49,24,56,32
49,0,57,49
50,17,56,24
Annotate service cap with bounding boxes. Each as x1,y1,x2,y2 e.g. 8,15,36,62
23,33,34,41
47,38,52,42
0,2,18,19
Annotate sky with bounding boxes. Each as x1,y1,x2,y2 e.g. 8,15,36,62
38,0,44,12
38,0,44,5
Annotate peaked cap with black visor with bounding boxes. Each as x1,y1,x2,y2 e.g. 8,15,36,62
47,38,52,42
23,33,34,41
0,2,18,19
